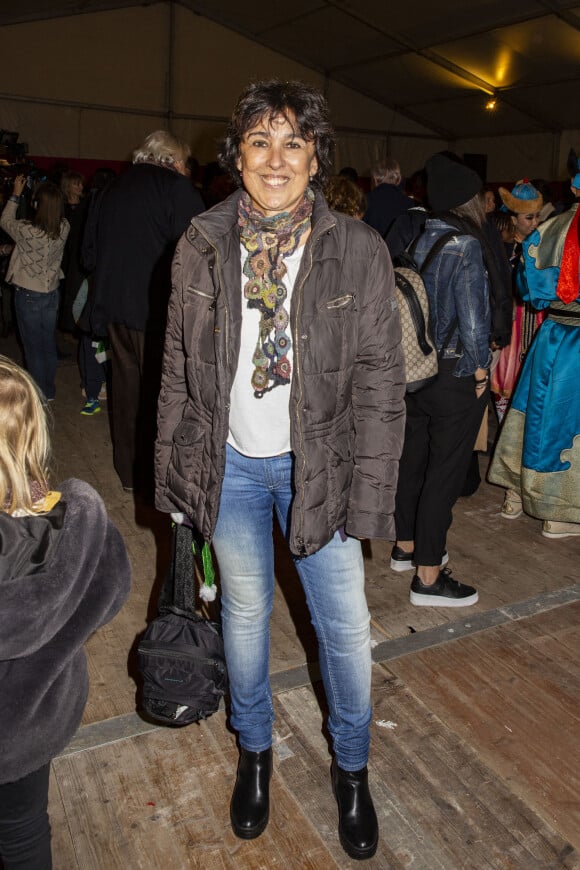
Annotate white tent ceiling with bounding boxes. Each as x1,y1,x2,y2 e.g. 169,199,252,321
2,0,580,141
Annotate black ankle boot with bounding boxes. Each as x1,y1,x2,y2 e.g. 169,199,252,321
230,748,273,839
332,759,378,860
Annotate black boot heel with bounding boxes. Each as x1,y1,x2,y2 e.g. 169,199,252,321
332,758,379,860
230,748,273,839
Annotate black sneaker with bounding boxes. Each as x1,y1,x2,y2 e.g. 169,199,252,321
390,546,449,573
410,568,478,607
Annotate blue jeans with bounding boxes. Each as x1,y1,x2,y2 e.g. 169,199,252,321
212,444,372,771
13,287,58,400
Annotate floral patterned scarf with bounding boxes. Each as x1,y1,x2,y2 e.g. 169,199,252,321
238,188,314,397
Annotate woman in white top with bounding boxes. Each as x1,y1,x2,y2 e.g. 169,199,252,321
156,79,405,860
0,176,69,400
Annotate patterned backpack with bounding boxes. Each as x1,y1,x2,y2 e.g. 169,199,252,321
394,231,457,392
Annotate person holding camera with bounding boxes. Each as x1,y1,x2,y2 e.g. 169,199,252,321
0,175,69,400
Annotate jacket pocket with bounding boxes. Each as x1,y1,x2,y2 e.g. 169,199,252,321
183,289,217,365
306,295,357,376
323,293,356,313
187,286,215,302
170,420,205,484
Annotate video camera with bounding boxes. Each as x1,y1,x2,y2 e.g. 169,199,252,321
0,129,28,162
0,131,47,215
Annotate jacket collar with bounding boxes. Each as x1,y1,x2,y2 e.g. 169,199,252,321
190,188,336,249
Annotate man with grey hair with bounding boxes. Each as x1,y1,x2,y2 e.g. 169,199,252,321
363,157,414,238
86,130,204,496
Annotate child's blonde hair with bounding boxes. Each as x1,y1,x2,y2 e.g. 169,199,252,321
0,356,50,514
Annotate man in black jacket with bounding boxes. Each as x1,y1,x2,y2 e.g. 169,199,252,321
87,130,204,495
363,158,415,239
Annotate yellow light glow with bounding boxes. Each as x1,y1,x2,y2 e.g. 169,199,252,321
485,98,497,111
494,49,512,86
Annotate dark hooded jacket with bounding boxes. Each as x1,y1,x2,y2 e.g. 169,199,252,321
155,190,406,557
0,479,131,784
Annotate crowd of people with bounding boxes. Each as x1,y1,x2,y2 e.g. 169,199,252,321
1,77,579,866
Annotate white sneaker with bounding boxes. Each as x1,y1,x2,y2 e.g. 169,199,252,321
542,520,580,539
390,546,449,572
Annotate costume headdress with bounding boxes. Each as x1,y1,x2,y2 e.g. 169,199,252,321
498,179,543,214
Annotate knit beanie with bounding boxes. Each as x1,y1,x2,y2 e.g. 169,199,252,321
426,153,482,212
498,179,543,214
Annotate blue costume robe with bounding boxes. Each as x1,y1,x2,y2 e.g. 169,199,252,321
488,204,580,521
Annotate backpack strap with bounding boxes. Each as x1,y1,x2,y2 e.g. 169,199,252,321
418,230,458,273
413,230,463,356
400,229,457,271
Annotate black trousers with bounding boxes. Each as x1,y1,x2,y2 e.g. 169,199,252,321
108,323,164,492
394,359,488,566
0,763,52,869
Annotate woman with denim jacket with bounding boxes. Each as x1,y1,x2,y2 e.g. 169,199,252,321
390,152,491,606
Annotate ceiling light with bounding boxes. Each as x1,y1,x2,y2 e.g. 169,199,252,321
485,98,497,111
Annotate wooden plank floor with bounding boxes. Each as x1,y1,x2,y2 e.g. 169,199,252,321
389,603,580,855
2,334,580,868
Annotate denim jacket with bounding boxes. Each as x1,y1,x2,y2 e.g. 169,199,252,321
413,218,492,377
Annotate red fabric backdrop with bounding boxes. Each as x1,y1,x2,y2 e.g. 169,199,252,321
28,156,131,182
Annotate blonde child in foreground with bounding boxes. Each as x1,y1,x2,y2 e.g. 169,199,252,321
0,356,131,868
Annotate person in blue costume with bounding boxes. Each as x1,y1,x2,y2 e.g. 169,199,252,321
488,157,580,538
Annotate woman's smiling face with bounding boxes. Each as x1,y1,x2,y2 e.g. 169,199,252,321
236,112,318,217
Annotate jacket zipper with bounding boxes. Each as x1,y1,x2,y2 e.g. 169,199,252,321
326,294,355,309
138,646,223,669
188,287,214,300
292,222,335,555
190,223,229,370
190,224,230,540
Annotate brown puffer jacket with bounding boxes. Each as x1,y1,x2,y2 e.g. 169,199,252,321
155,190,405,557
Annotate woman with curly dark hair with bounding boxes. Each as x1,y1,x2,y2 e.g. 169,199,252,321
155,79,405,860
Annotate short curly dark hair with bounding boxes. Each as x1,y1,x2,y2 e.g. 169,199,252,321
219,79,335,190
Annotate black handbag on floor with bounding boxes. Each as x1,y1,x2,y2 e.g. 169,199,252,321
137,522,227,726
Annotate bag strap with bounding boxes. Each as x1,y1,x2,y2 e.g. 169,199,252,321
418,231,458,273
399,229,456,271
410,230,461,357
171,523,195,612
395,270,434,357
162,523,216,614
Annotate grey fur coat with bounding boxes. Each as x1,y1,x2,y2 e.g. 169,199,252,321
0,479,131,784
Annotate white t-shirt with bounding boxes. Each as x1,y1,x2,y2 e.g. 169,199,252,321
227,243,305,457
